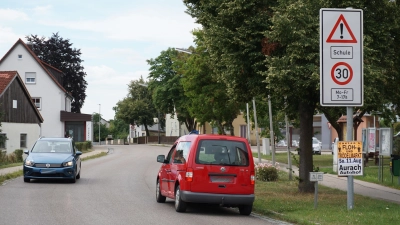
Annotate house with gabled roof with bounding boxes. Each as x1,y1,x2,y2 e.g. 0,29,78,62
0,71,43,154
0,39,92,142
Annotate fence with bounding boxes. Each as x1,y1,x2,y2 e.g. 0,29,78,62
105,136,180,145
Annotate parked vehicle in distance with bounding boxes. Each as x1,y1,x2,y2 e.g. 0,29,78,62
156,134,255,215
276,140,287,147
292,140,299,147
312,137,322,155
23,137,82,183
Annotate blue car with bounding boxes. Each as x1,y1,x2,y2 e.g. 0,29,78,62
23,137,82,183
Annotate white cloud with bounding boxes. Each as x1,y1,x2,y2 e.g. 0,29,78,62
0,8,29,21
0,27,21,45
32,5,52,15
82,47,148,66
81,65,148,119
38,4,200,47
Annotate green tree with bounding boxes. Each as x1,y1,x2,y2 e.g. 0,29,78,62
184,0,276,103
178,30,241,135
147,48,197,132
319,1,400,141
92,113,108,142
114,78,156,136
26,33,88,113
265,0,400,192
108,119,130,139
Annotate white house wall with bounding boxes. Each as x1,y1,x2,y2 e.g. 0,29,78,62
0,43,66,137
2,122,41,154
166,113,179,136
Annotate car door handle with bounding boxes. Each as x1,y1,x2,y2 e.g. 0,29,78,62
165,169,171,172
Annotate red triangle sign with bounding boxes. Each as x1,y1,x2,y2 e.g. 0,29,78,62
326,14,357,43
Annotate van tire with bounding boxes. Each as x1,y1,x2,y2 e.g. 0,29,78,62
175,185,187,212
239,204,252,215
156,179,166,203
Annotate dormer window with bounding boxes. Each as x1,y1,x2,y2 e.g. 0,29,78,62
25,72,36,84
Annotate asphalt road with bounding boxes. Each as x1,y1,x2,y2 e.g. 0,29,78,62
0,145,288,225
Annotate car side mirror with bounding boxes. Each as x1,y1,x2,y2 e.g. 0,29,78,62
75,151,82,156
24,149,29,155
157,155,166,163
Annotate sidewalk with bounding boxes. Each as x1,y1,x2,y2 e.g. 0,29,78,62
251,146,400,204
0,147,109,176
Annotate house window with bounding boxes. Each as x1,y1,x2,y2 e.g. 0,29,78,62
18,54,22,59
20,134,27,148
32,98,41,110
0,133,6,149
25,72,36,84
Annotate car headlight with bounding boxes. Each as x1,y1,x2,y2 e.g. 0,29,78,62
63,161,73,167
25,160,35,166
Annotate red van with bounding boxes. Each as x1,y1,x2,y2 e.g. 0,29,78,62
156,134,255,215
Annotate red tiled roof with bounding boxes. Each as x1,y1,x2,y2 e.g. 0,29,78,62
0,71,17,95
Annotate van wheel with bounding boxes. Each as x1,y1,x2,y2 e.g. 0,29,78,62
175,185,187,212
156,179,166,203
239,204,252,215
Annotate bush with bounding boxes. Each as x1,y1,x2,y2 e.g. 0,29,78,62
0,150,6,163
394,122,400,133
75,141,92,152
85,141,92,149
14,149,23,162
75,142,84,151
255,162,279,181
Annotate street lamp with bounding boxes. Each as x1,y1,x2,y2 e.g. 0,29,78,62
99,104,101,145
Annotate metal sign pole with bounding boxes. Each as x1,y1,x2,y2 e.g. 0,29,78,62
314,181,319,209
347,107,354,210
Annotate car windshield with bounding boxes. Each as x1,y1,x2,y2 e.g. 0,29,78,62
196,140,249,166
31,140,71,153
313,139,319,144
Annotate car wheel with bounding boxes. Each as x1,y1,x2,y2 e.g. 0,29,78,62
239,204,253,215
156,179,166,203
76,163,81,179
24,178,30,183
175,185,187,212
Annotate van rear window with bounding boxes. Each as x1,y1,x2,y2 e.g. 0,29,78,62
195,140,249,166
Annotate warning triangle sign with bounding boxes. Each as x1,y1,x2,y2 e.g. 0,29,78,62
326,14,357,43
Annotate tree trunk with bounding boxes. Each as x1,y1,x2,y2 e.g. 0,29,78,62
184,117,196,132
298,101,315,193
228,121,234,136
144,123,150,137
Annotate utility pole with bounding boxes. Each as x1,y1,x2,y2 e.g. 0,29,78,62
99,104,101,145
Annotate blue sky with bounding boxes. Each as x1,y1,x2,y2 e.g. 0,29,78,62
0,0,200,120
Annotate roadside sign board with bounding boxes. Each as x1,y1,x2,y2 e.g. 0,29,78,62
310,172,324,181
337,141,363,176
320,9,363,106
379,128,393,157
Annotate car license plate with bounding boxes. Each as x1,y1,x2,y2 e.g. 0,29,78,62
210,176,234,183
40,169,55,174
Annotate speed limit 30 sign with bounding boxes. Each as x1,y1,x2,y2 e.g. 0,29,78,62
320,9,363,106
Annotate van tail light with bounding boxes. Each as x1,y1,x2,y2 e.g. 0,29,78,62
186,167,193,182
250,171,255,185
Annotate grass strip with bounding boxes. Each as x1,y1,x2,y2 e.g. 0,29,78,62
253,171,400,225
